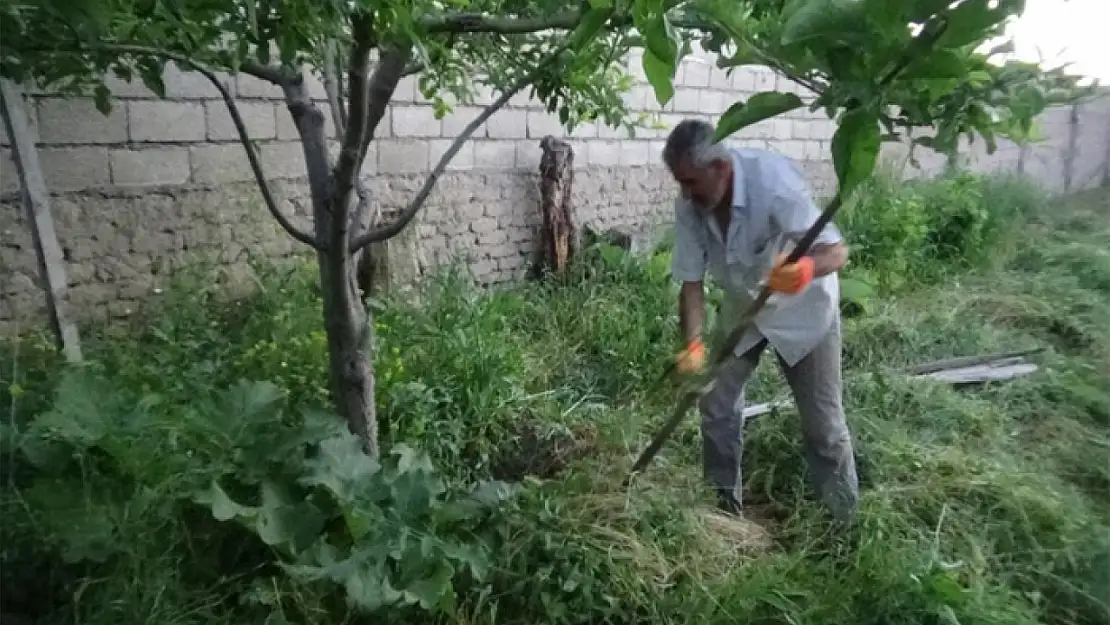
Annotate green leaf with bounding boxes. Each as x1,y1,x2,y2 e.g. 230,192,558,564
642,50,675,105
195,481,254,522
300,434,382,503
831,108,881,198
403,562,456,611
93,83,111,115
714,92,804,142
781,0,864,46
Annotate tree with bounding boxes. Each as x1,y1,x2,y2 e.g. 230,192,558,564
1,0,1085,457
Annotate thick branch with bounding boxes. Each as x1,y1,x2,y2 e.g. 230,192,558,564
322,40,348,139
358,47,410,164
240,60,299,85
350,43,573,251
332,13,377,217
87,43,320,249
422,10,581,34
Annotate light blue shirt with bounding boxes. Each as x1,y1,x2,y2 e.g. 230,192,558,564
670,147,842,367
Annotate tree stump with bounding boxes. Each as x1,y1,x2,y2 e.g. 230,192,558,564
538,135,577,276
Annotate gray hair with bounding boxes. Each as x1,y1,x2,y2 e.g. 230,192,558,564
662,119,730,170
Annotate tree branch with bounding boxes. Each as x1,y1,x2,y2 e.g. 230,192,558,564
240,60,299,85
322,40,348,139
80,43,321,249
422,10,581,34
332,13,377,220
349,41,575,252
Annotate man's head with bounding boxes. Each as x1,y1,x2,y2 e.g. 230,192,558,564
662,119,733,211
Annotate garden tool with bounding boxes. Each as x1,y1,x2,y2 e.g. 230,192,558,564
625,191,848,486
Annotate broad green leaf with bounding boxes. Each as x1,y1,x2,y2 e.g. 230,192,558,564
403,562,456,611
714,92,804,142
781,0,865,46
642,50,675,105
831,108,881,198
570,8,611,47
300,434,382,502
195,481,255,522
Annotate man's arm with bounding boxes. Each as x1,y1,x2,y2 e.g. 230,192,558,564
806,241,849,277
670,199,708,344
678,281,705,343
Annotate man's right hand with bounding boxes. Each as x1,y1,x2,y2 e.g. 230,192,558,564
676,338,707,375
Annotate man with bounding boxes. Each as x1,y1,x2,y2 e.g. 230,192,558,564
663,118,860,524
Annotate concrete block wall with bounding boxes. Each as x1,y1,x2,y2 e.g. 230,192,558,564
3,48,1110,330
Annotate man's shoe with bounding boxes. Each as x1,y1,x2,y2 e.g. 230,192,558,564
716,489,743,517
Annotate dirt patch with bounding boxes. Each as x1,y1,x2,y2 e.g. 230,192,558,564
490,420,598,482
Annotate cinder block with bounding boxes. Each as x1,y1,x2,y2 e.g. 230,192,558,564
620,140,651,166
473,140,515,170
206,101,277,141
0,97,39,146
671,88,700,113
441,106,486,138
709,67,732,90
377,139,429,173
102,72,158,99
163,62,233,99
392,105,442,138
38,146,111,191
430,139,474,171
393,75,418,103
752,68,777,92
772,140,806,161
486,109,528,139
681,59,711,87
527,111,564,139
261,141,309,179
771,118,793,140
804,140,826,162
37,98,128,144
129,101,205,142
236,73,284,99
568,117,598,139
623,87,649,112
731,67,757,92
110,147,190,186
190,143,254,184
588,140,620,166
514,140,542,171
699,90,730,115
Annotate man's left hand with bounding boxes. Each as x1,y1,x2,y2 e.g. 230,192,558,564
768,253,815,294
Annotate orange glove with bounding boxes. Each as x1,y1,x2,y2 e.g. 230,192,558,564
768,253,815,295
676,338,706,375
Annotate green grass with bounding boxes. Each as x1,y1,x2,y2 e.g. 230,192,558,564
2,172,1109,625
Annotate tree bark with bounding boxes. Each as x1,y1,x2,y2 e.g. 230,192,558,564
284,81,378,456
0,79,82,363
537,135,577,276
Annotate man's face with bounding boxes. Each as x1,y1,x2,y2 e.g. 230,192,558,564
670,157,730,212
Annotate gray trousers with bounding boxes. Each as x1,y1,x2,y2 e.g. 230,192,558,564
699,320,860,522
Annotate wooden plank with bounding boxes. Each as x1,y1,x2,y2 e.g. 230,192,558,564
0,79,82,363
903,347,1045,376
911,359,1038,384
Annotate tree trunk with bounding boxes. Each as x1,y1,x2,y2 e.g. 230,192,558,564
0,79,82,363
537,135,577,276
285,83,378,456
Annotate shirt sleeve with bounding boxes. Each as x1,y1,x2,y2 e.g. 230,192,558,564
670,198,707,283
770,171,842,247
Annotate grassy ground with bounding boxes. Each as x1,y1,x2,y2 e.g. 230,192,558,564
2,172,1108,625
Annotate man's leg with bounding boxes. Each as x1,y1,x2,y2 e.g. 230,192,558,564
777,320,860,524
698,339,767,513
